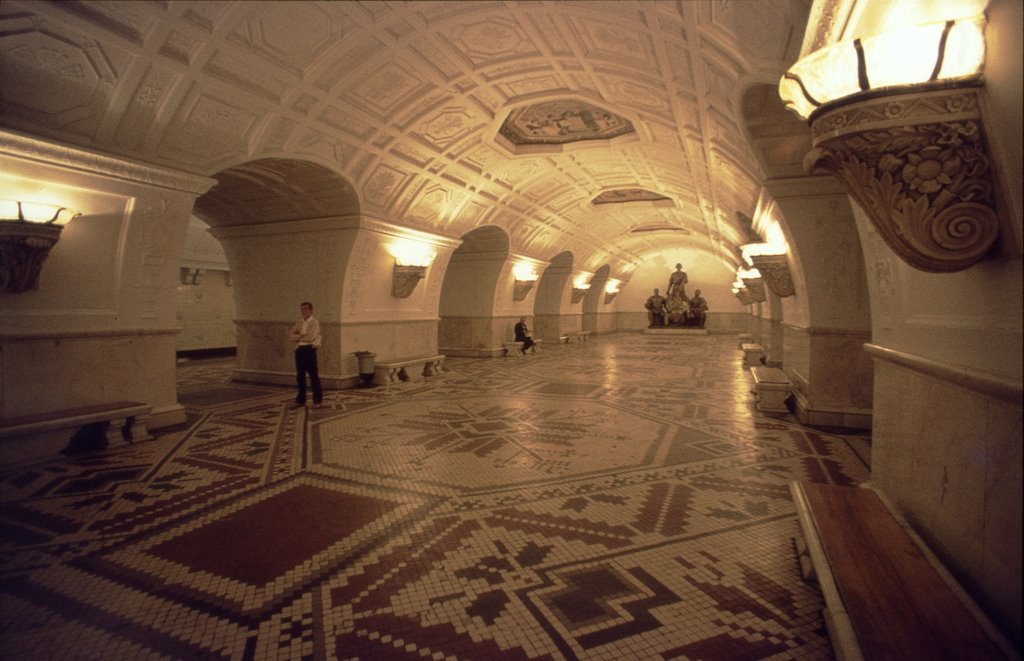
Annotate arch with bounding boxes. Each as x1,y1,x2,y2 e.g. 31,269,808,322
191,157,362,387
193,158,360,228
741,83,874,427
533,250,574,342
437,226,511,355
582,265,611,333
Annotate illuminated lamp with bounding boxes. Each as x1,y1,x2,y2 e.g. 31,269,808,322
0,200,79,293
388,241,435,298
512,262,539,301
780,13,999,272
738,267,767,303
742,243,794,297
603,278,621,304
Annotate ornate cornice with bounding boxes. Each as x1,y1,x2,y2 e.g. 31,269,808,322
805,86,999,272
0,129,216,196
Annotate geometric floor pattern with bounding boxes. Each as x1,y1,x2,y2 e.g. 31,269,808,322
0,332,870,659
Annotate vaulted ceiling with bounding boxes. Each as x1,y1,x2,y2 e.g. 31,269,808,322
0,0,810,277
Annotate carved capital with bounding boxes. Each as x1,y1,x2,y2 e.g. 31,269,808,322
735,288,753,306
571,287,587,303
748,253,794,297
806,87,999,272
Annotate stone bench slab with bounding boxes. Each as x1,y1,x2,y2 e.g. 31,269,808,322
373,355,445,385
1,400,153,459
790,482,1013,661
751,366,790,412
741,342,765,368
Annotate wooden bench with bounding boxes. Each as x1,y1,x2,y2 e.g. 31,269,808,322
0,400,153,457
790,482,1014,661
741,342,765,368
751,366,791,413
373,355,445,385
574,330,592,342
503,339,542,356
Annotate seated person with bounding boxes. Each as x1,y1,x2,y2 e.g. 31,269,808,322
644,288,667,327
514,317,536,353
689,289,709,326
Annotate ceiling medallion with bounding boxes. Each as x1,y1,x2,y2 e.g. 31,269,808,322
593,189,671,205
499,101,634,145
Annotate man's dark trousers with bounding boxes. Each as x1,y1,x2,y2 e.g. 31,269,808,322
295,345,323,404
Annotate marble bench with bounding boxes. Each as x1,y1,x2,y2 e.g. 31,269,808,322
0,400,153,457
750,366,791,413
738,333,754,348
503,339,542,356
741,342,765,368
574,330,592,342
790,482,1014,661
373,355,445,385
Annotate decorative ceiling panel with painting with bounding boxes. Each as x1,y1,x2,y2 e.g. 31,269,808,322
0,0,807,274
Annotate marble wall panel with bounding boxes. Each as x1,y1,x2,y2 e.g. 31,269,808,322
438,315,500,353
872,358,1022,641
0,331,181,427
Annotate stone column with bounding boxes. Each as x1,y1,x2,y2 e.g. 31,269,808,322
0,130,215,429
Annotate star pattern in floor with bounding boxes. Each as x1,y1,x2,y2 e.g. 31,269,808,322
0,332,870,660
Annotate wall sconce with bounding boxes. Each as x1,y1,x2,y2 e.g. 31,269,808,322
738,268,767,303
742,243,794,297
571,274,592,303
780,13,999,272
512,279,535,301
604,278,621,304
0,200,79,293
392,263,426,298
733,287,754,306
512,261,539,301
388,240,435,298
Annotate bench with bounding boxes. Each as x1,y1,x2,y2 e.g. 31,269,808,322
741,342,765,368
0,400,153,457
738,333,754,348
573,330,592,342
790,482,1014,661
558,335,570,344
373,355,445,385
503,339,542,356
751,366,791,413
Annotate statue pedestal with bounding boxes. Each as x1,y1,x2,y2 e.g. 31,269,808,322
644,328,709,336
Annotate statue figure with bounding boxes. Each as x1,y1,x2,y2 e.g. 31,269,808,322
689,288,709,327
666,263,688,300
644,288,667,327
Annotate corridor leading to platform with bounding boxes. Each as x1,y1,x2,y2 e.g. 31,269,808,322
1,332,870,660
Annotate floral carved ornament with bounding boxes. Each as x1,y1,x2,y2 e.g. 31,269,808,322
804,88,999,272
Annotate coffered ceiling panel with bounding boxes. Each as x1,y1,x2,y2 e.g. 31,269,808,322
0,0,808,276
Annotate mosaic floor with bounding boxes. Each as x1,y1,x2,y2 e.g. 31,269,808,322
0,332,871,660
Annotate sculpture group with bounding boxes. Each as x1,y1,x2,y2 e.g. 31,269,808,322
645,263,708,328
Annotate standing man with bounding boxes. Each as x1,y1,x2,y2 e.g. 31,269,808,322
290,301,323,408
514,317,536,354
666,263,688,300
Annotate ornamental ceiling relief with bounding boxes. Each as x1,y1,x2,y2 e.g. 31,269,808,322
0,1,812,282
